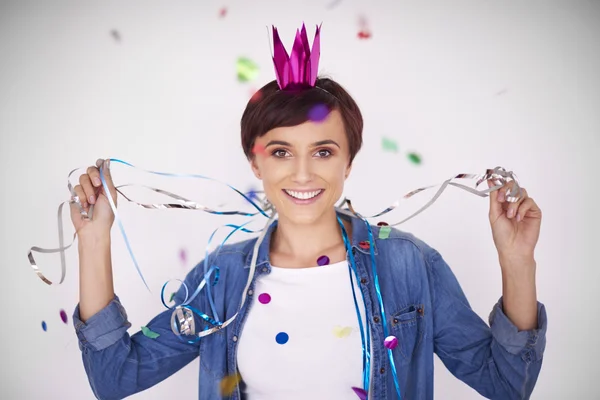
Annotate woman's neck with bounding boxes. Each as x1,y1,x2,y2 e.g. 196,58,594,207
270,209,351,263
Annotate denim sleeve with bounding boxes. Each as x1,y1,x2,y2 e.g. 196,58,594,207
72,263,207,400
428,249,547,400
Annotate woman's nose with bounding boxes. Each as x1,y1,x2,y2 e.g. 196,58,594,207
291,157,313,183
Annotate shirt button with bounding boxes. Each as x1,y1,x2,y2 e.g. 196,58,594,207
261,267,268,273
417,307,423,314
360,278,367,284
393,318,399,324
380,367,385,374
233,336,238,342
248,290,253,296
373,316,380,323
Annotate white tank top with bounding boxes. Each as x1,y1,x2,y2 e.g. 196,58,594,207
237,260,368,399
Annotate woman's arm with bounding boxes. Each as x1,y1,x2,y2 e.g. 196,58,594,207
428,250,547,400
73,258,207,400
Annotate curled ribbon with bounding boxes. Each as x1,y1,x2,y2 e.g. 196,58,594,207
28,163,522,348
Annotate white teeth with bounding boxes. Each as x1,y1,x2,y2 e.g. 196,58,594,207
285,189,322,200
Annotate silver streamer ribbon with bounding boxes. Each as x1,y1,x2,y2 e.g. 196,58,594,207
28,161,522,341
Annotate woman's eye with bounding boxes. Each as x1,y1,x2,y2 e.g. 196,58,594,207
315,149,332,158
272,149,289,158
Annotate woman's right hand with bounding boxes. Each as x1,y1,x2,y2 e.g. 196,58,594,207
70,158,118,236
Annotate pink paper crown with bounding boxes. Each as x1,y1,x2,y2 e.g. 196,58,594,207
272,23,321,90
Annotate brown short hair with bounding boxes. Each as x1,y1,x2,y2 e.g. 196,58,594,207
240,77,363,165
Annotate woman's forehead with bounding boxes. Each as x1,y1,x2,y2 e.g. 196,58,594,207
261,110,347,146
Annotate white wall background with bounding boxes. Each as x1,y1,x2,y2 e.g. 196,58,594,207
1,0,599,399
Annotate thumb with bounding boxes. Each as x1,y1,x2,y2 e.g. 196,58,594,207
96,158,117,204
487,179,503,221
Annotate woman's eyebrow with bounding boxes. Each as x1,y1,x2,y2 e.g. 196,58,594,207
264,140,340,148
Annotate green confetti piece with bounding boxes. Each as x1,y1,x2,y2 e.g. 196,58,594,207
141,326,160,339
236,57,259,82
169,292,176,303
407,152,422,165
379,226,392,239
382,137,398,153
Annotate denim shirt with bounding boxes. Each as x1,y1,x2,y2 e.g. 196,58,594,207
73,209,547,400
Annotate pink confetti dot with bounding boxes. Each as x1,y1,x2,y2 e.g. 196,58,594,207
60,309,68,324
258,293,271,304
384,335,398,350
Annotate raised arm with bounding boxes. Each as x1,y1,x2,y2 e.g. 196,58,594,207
429,250,547,400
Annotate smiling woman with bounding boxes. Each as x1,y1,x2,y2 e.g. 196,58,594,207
71,23,547,400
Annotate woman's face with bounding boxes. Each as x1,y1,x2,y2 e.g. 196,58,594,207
250,109,352,225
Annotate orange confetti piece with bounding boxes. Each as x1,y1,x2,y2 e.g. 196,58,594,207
220,372,241,396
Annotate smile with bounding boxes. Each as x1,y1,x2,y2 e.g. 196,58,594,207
283,189,323,200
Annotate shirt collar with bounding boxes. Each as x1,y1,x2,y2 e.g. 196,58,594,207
244,208,378,268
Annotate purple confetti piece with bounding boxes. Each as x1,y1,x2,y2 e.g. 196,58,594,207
258,293,271,304
317,255,330,266
179,248,187,264
351,387,368,400
60,309,68,324
384,335,398,350
308,104,329,122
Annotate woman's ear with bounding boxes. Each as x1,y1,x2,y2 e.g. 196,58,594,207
250,157,262,180
345,162,352,180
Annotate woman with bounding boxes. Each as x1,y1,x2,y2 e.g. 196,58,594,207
70,24,546,400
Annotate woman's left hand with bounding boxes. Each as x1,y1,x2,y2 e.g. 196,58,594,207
487,179,542,262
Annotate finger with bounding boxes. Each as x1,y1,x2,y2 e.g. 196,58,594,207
78,174,96,205
516,197,539,222
506,188,528,219
72,185,85,207
497,180,516,203
487,179,503,221
87,165,102,188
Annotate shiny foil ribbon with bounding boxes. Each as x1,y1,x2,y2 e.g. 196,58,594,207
28,162,523,397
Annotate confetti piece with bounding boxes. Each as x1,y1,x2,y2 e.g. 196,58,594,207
382,137,398,153
275,332,289,344
379,226,391,239
141,326,160,339
359,241,370,250
352,387,368,400
179,248,187,264
357,14,372,40
407,152,422,165
249,87,263,103
326,0,343,9
357,30,372,39
60,309,68,324
377,221,389,226
317,255,330,266
258,293,271,304
252,143,267,156
333,326,353,338
41,321,47,331
218,7,227,18
384,335,398,349
169,292,176,303
237,57,260,82
110,30,121,42
307,104,329,122
220,372,241,396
